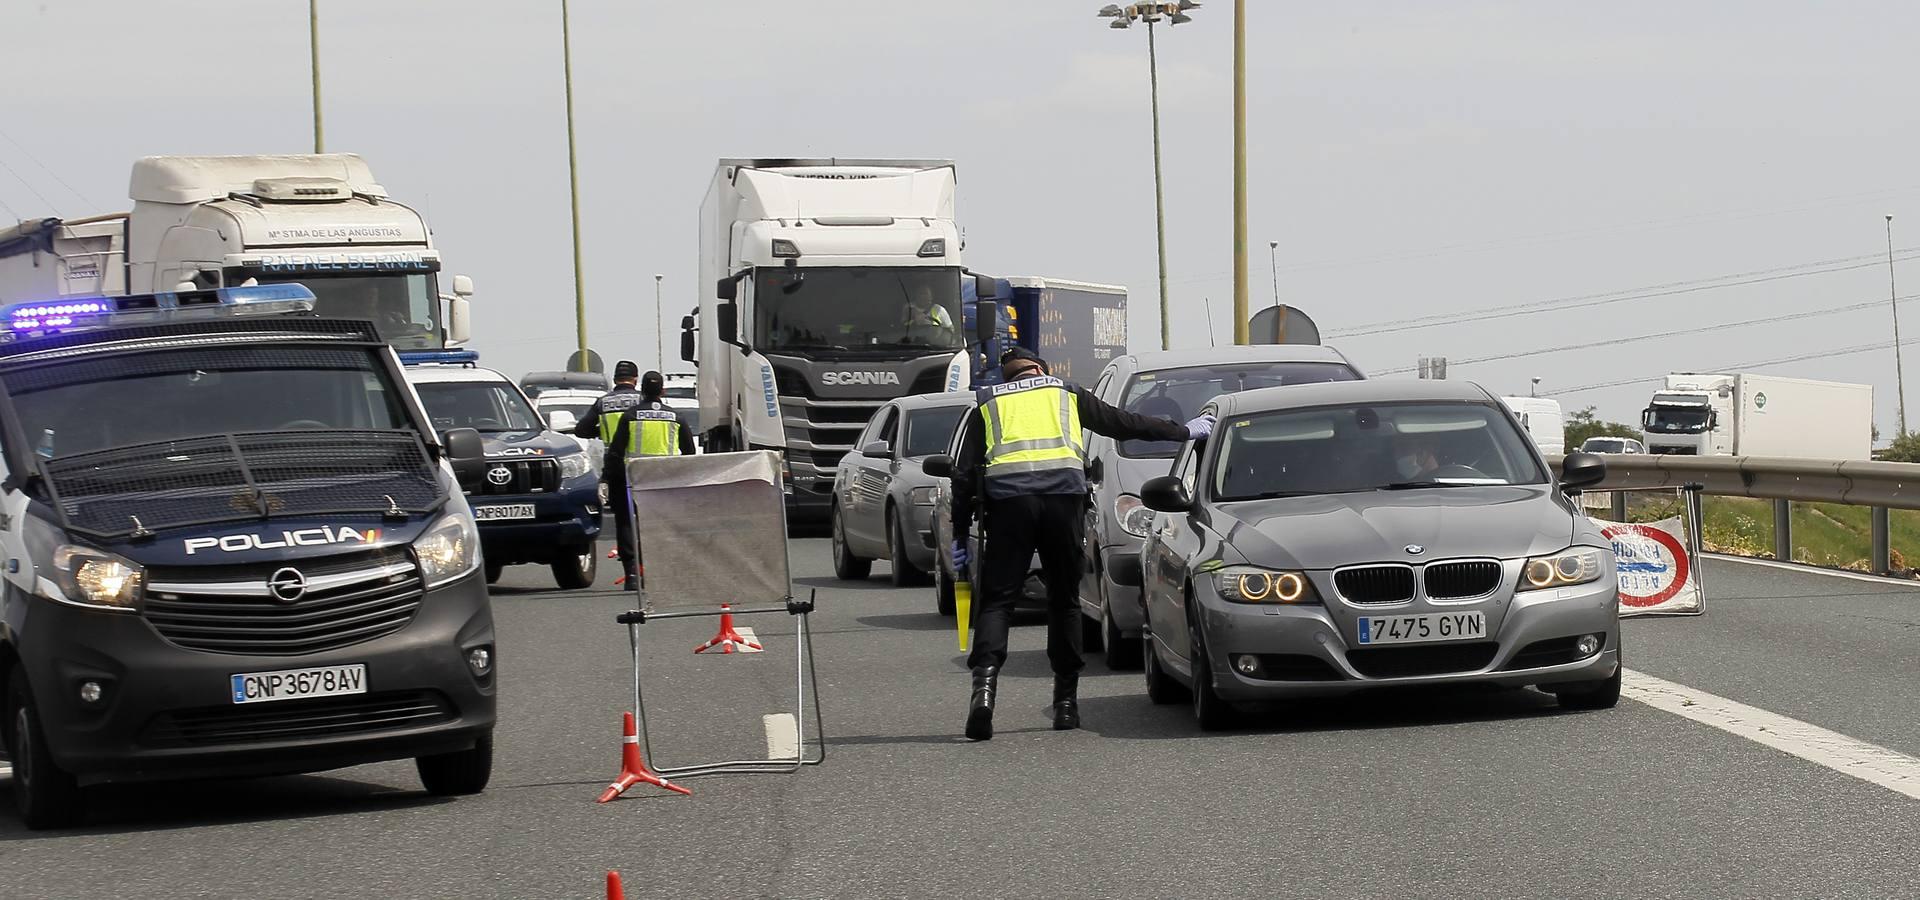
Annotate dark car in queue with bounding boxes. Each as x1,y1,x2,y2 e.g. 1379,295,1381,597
1078,346,1364,670
830,392,973,587
1135,379,1620,730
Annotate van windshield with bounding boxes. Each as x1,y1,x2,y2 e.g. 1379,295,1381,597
9,345,412,459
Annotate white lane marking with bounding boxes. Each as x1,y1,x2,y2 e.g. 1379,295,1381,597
735,626,764,654
1705,553,1920,589
1625,669,1920,801
763,713,799,760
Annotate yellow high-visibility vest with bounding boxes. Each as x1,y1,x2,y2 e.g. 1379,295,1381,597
976,376,1084,497
623,408,683,459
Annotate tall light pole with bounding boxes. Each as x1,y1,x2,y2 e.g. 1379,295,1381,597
1231,0,1248,344
1890,214,1908,436
561,0,589,370
654,274,665,371
1098,2,1200,350
309,0,324,153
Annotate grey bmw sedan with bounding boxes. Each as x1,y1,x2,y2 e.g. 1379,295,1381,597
1133,379,1621,729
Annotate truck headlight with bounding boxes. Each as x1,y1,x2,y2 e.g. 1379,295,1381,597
415,511,480,587
1520,549,1604,591
1214,566,1317,604
1114,494,1155,538
910,485,937,506
557,452,593,480
51,545,144,611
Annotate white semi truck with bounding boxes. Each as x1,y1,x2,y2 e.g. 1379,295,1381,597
0,154,472,361
685,158,995,517
1641,372,1873,458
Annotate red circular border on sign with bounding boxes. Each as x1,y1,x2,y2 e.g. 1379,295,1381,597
1599,523,1690,608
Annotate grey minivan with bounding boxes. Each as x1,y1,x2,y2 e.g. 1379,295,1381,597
1078,346,1364,668
830,392,974,586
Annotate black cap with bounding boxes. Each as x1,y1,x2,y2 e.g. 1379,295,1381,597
614,360,640,380
641,370,664,392
999,346,1047,374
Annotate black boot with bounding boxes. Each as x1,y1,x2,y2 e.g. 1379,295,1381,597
1052,674,1080,731
965,666,999,741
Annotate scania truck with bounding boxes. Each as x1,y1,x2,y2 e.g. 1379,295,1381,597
0,284,496,829
686,158,994,517
0,154,474,361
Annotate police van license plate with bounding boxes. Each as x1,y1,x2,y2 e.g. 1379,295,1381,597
231,664,367,704
473,504,535,521
1356,611,1486,646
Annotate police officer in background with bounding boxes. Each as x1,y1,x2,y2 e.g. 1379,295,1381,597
574,361,646,588
949,347,1215,739
606,371,696,590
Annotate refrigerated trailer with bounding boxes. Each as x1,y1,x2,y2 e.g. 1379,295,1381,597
1641,372,1872,458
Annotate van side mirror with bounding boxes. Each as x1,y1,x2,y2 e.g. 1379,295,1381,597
1140,475,1192,513
1560,452,1607,493
717,302,739,345
922,454,954,478
974,300,998,350
444,427,487,490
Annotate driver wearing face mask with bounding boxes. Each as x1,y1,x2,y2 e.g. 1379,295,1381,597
1395,431,1444,479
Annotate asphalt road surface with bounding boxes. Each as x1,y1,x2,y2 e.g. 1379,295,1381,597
4,543,1919,899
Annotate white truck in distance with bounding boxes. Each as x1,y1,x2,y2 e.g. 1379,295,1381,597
0,154,472,359
1641,372,1873,459
687,158,990,516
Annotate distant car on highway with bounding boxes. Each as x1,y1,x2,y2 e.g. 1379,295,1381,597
1579,436,1645,454
1079,346,1365,669
1133,379,1620,730
830,392,973,587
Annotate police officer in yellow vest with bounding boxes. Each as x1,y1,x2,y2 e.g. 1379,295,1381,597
949,347,1215,739
574,361,647,587
601,371,696,591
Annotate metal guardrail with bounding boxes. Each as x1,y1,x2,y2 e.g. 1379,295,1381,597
1547,453,1920,576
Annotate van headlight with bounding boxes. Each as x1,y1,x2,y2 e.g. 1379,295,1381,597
50,545,144,611
415,511,480,587
1520,548,1604,591
1214,566,1317,604
1115,494,1155,538
558,452,593,480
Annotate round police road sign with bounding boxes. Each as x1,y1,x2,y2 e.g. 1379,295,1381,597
1601,522,1690,608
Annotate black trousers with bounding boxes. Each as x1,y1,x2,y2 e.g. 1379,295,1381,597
965,493,1087,677
609,475,636,578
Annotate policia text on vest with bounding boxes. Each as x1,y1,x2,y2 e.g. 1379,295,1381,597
948,370,1210,740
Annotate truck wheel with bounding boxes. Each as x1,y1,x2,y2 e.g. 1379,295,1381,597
416,734,493,796
831,508,871,580
7,665,85,830
888,508,929,587
551,547,597,590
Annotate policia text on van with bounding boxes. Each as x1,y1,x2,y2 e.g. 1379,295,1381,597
0,285,497,829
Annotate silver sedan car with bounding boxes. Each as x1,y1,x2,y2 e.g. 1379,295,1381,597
830,392,973,586
1134,379,1621,730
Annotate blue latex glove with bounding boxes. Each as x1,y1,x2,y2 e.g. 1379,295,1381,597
1184,413,1217,441
951,540,970,572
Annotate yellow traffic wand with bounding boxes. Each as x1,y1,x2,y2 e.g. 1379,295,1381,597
955,580,972,651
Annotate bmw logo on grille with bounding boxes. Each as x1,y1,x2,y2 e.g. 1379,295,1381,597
267,567,308,603
1404,544,1426,555
486,466,513,486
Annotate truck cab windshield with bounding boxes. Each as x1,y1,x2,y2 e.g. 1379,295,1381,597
753,266,962,354
248,271,442,350
1646,406,1710,433
415,383,541,433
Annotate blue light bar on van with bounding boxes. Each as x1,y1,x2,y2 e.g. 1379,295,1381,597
398,349,481,366
1,284,318,337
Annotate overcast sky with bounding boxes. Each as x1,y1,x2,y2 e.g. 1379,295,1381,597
5,1,1920,432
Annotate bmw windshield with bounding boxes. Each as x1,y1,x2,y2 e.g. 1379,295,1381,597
754,266,962,354
1120,362,1360,458
1212,402,1546,501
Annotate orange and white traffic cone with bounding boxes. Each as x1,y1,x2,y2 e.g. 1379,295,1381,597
693,604,762,654
607,870,627,900
597,712,691,801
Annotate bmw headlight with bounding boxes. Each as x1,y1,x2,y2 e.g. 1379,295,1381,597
1114,493,1156,538
415,511,480,587
50,545,144,610
1520,548,1604,591
557,452,593,480
910,485,938,506
1213,566,1317,604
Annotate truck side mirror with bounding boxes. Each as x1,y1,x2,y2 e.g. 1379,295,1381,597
451,274,474,297
443,427,487,490
717,302,739,345
446,296,472,345
973,300,997,350
716,275,738,302
974,273,998,300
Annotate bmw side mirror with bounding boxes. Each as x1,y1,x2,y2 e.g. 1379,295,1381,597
1560,452,1607,494
1140,474,1192,513
444,427,487,491
861,440,891,459
922,454,954,478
